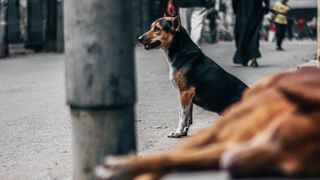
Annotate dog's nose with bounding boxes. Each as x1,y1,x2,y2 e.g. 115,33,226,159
137,35,145,43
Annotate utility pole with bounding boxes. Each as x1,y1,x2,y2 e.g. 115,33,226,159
0,0,8,58
64,0,137,179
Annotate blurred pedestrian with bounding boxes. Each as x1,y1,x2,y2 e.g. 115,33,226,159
167,0,215,46
232,0,270,67
307,17,317,40
206,7,219,44
268,22,276,42
166,0,178,16
297,18,305,39
286,16,294,41
273,0,290,51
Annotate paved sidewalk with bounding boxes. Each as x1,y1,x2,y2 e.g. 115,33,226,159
0,41,316,179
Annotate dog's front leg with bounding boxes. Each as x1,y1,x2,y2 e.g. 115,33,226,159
168,87,195,138
99,142,226,180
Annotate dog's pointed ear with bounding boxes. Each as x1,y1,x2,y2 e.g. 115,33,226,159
172,16,181,32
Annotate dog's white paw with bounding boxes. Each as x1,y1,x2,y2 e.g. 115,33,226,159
103,154,136,168
96,154,139,180
168,132,184,138
95,165,115,180
95,166,133,180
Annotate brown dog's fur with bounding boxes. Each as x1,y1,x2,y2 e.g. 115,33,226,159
96,67,320,179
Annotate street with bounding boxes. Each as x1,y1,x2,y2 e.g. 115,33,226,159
0,41,316,179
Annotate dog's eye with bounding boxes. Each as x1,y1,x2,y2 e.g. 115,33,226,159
154,27,161,33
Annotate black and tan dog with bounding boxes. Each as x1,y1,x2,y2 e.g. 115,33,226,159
138,16,248,138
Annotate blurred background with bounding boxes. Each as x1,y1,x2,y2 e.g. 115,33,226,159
0,0,317,57
0,1,317,179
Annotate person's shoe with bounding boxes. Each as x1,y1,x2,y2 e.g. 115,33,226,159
241,62,248,67
276,47,285,51
248,59,259,67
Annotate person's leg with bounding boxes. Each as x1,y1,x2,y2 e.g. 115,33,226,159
279,24,286,50
248,22,262,67
190,7,207,45
179,8,190,34
287,23,293,41
275,23,282,49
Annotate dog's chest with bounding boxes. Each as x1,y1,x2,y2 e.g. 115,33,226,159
169,65,178,88
169,65,189,90
164,51,179,88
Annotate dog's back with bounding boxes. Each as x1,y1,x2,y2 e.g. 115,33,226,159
168,27,248,113
190,55,247,113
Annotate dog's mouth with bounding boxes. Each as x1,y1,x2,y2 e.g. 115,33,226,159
143,40,161,50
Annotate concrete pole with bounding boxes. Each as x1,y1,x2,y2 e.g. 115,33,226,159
0,0,8,58
317,0,320,68
64,0,136,179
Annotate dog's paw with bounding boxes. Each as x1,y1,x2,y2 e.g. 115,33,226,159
96,154,139,180
167,132,186,138
103,154,136,169
96,156,134,180
95,165,115,179
95,165,133,180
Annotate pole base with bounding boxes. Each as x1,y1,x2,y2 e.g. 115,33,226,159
70,107,136,180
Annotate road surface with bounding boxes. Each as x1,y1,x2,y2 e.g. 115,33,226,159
0,41,316,179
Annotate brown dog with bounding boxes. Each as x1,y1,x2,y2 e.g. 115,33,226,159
96,67,320,179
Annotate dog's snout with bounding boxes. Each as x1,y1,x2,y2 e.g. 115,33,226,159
138,35,145,43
